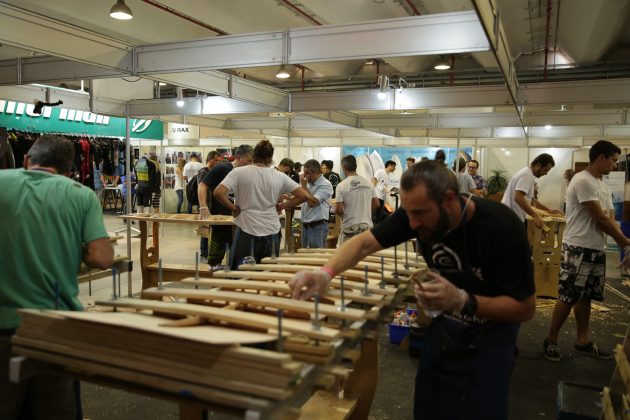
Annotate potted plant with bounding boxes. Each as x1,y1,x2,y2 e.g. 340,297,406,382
486,169,509,202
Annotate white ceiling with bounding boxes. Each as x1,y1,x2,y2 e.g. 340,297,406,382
0,0,629,143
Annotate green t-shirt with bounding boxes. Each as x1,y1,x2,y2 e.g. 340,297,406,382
0,169,108,329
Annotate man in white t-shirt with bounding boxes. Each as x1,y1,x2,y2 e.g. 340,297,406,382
372,160,397,222
544,140,630,362
214,140,308,268
335,155,379,245
501,153,562,229
183,153,205,214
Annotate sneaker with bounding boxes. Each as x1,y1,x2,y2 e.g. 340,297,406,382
573,342,613,360
543,339,561,361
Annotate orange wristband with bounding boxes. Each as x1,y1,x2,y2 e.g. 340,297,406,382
320,266,335,279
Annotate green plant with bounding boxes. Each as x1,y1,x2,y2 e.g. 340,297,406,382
487,169,509,195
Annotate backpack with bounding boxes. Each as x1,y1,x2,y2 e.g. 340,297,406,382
185,167,209,206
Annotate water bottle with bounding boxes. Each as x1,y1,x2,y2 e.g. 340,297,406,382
419,268,443,318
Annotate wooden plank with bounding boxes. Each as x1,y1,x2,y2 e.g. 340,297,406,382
179,279,390,305
601,387,615,420
264,257,409,274
142,288,371,322
294,251,425,268
17,310,291,366
58,310,275,345
13,336,291,400
97,298,340,341
614,344,630,393
242,264,405,287
12,346,271,411
120,214,234,226
299,391,357,420
208,272,398,296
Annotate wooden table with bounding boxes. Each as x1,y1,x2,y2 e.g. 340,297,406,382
120,213,235,290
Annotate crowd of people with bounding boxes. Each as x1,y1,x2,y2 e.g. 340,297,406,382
2,133,629,419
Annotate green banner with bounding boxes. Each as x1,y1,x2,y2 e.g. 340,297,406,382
0,99,163,140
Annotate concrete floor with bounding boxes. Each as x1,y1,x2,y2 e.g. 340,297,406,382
77,214,629,420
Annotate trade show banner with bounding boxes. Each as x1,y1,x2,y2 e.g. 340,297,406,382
0,99,163,140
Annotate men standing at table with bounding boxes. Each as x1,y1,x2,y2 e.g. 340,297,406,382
0,135,113,419
198,145,253,267
501,153,562,228
544,140,630,361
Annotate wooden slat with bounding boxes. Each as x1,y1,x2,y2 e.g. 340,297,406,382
263,257,408,274
209,272,398,296
12,345,271,411
13,336,291,400
614,344,630,393
96,298,340,341
300,390,357,420
241,264,405,287
293,252,425,268
142,288,371,322
601,387,615,420
120,214,234,226
179,279,391,305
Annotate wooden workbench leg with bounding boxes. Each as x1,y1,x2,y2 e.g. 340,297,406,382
179,402,206,420
139,221,160,291
344,335,379,420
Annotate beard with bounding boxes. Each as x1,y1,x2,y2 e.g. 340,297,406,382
414,206,452,245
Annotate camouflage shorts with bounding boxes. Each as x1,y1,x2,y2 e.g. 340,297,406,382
558,243,606,303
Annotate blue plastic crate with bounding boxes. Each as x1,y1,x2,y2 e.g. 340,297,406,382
388,323,410,345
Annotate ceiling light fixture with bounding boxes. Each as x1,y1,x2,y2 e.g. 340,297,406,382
176,87,184,107
377,75,389,99
159,82,167,86
434,56,451,70
275,64,291,79
545,124,552,130
110,0,133,20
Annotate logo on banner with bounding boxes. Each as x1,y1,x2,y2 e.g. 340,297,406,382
131,119,152,133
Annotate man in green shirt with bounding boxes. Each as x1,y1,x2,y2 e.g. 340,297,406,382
0,135,113,419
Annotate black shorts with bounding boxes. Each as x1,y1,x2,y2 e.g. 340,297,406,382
558,243,606,303
135,184,152,207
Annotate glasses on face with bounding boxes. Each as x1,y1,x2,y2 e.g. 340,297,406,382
468,165,478,170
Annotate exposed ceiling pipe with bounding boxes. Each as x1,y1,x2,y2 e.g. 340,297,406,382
553,0,561,69
405,0,421,16
543,0,552,80
279,0,323,25
141,0,228,35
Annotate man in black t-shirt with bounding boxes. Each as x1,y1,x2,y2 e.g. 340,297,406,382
289,160,535,420
198,145,253,266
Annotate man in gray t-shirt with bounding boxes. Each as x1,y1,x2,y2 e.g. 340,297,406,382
335,155,379,245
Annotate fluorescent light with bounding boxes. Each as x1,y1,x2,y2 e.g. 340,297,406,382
545,124,552,130
434,56,450,70
110,0,133,20
159,82,167,86
176,87,184,107
275,65,291,79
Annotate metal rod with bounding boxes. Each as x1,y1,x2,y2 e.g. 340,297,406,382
380,256,386,289
250,238,255,262
312,292,321,330
339,276,346,311
416,238,420,263
393,244,400,279
276,309,284,352
54,282,59,310
225,243,230,272
88,279,92,296
158,259,163,290
117,271,121,297
271,237,276,259
404,241,409,270
363,265,371,296
112,267,118,299
195,251,199,289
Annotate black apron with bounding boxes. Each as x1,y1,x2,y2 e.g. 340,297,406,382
414,195,519,420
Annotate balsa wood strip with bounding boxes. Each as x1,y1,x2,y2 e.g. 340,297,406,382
179,279,390,305
12,345,271,410
13,336,292,399
96,298,340,341
120,213,234,226
209,272,397,296
17,310,291,366
241,264,404,288
260,256,411,275
142,288,369,322
293,251,425,268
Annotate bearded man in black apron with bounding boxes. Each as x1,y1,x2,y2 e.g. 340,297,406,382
289,160,535,420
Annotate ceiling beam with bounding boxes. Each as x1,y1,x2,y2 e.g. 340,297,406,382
471,0,525,134
0,4,132,72
0,57,124,85
134,11,489,73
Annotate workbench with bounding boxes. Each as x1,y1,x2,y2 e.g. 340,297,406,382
120,213,235,290
526,215,566,298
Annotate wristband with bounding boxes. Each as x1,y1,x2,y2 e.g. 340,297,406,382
319,266,335,280
199,206,208,210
